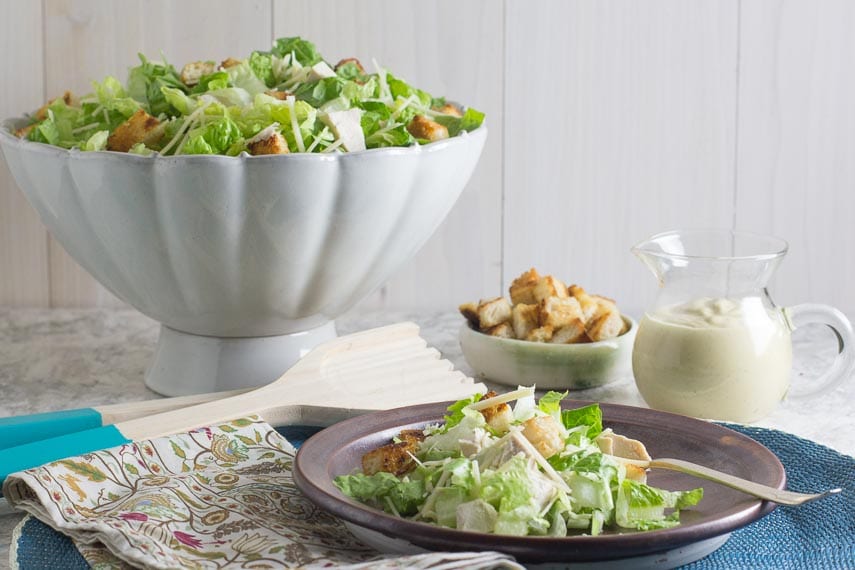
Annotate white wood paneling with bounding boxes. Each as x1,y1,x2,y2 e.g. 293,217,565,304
737,0,855,315
503,0,739,316
1,0,854,316
42,0,272,306
0,1,50,306
273,0,504,312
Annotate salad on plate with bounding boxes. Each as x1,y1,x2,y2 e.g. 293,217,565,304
13,36,484,156
335,387,703,537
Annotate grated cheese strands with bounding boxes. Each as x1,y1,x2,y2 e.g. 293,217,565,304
285,96,305,152
467,386,536,411
304,126,329,153
509,430,572,494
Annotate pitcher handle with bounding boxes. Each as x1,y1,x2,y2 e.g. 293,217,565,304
784,303,855,398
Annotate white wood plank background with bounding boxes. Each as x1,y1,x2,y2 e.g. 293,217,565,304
0,0,852,319
736,0,855,313
0,1,49,306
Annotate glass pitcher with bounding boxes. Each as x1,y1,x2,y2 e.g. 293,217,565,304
631,229,854,422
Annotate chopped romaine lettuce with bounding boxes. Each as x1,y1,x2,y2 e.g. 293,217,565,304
17,36,483,155
562,403,604,440
334,389,704,538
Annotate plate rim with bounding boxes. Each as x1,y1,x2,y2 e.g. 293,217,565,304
293,399,784,563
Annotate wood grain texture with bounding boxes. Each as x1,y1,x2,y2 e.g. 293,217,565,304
41,0,272,307
0,1,50,306
274,0,504,312
2,0,853,319
737,0,855,315
503,0,739,315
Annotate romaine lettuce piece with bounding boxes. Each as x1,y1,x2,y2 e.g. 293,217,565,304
91,76,141,118
561,404,603,440
434,107,486,136
190,71,231,94
456,499,498,533
334,471,426,516
161,86,197,115
181,117,242,155
248,51,275,87
435,487,468,527
126,54,186,117
294,76,344,107
271,36,323,66
439,393,484,432
226,60,269,96
81,130,109,151
615,479,703,530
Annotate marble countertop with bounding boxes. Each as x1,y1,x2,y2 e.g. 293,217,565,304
0,307,852,567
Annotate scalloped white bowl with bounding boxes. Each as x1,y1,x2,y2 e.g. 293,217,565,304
0,119,486,394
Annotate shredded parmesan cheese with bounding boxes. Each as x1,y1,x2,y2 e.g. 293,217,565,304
285,96,305,152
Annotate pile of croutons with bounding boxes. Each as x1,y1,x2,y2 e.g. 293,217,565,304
460,268,627,344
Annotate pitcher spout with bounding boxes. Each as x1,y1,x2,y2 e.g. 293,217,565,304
631,237,675,287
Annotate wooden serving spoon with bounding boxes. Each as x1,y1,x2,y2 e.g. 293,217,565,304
0,322,486,486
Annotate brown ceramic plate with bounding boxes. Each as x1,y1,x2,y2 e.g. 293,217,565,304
293,400,783,564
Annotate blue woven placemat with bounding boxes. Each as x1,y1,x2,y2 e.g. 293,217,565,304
12,424,855,569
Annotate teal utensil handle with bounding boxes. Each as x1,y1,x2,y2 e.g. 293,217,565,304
0,408,103,450
0,425,131,490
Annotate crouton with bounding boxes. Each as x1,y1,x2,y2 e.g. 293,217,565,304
522,416,564,459
14,124,35,139
398,429,426,446
486,322,514,339
509,268,540,305
180,61,217,86
533,275,569,303
550,319,587,344
511,303,539,339
435,102,463,117
459,302,480,329
220,57,242,69
247,130,290,155
478,391,514,434
407,115,449,142
34,91,76,120
579,292,616,320
525,325,554,343
585,308,625,342
362,434,422,476
569,284,600,322
335,57,365,73
106,109,164,153
477,297,512,329
539,296,584,329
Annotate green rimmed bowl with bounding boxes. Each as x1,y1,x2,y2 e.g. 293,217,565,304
459,316,636,390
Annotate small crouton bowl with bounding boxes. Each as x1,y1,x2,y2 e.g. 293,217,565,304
459,316,636,390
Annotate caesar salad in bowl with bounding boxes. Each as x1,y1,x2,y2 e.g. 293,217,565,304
0,36,487,395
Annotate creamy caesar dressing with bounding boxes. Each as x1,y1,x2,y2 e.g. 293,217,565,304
632,297,792,422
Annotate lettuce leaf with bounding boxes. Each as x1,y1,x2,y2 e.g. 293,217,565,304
434,107,486,136
294,76,344,107
181,117,242,155
126,54,186,117
615,479,703,530
248,51,275,87
334,472,426,516
538,390,568,416
561,404,603,440
271,36,323,65
440,394,483,431
190,71,230,94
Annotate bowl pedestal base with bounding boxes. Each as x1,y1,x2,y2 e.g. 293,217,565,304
145,322,338,396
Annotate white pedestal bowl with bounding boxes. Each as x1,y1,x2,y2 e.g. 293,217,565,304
0,120,486,395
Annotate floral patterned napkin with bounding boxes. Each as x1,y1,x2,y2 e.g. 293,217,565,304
3,417,521,570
